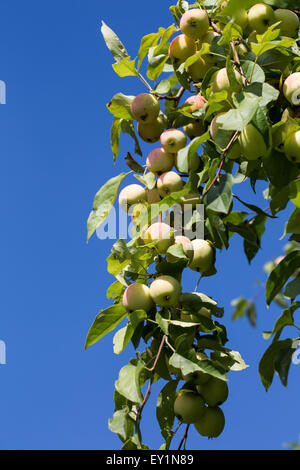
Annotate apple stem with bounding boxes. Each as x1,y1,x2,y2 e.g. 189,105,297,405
178,424,190,450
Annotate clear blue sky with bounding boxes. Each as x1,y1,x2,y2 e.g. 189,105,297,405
0,0,299,450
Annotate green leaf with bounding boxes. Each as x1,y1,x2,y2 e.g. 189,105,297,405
205,173,233,215
115,360,144,404
87,173,130,242
121,120,143,156
156,380,179,450
101,21,129,62
108,408,134,443
176,132,210,173
113,323,135,354
216,93,260,132
263,304,299,340
259,339,294,391
107,93,134,119
266,251,300,305
112,57,138,78
111,118,121,164
85,304,127,349
241,61,265,83
284,277,300,299
169,351,227,381
138,29,165,69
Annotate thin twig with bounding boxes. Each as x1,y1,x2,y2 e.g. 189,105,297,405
156,86,185,108
178,424,190,450
230,41,248,88
201,131,239,201
194,274,203,292
137,335,167,420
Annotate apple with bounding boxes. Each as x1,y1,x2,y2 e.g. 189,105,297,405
238,123,269,160
131,93,160,124
234,9,248,29
174,391,206,424
188,55,215,82
150,275,182,307
122,283,153,312
210,113,234,148
175,152,200,172
247,30,258,44
284,130,300,163
119,184,147,212
194,406,225,438
248,3,275,34
157,171,184,197
185,94,207,112
180,8,209,40
184,120,206,140
189,239,214,273
274,9,299,38
227,140,241,160
212,67,242,95
199,31,218,45
168,34,197,66
137,116,165,143
283,72,300,106
160,129,187,153
272,111,298,152
146,148,174,175
196,376,228,407
143,222,174,254
147,187,161,205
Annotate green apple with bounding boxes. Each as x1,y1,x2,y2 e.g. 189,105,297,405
175,152,200,172
174,392,206,424
160,129,187,153
212,67,242,95
185,94,207,112
131,93,160,124
196,376,228,407
168,34,197,66
122,283,153,312
194,406,225,438
247,30,258,44
157,171,184,197
227,140,241,160
143,222,174,254
138,116,165,143
210,113,234,148
283,72,300,106
189,239,214,273
284,129,300,163
150,275,182,307
118,184,147,212
274,9,299,38
146,148,174,175
180,8,209,40
199,31,218,45
184,120,206,140
188,55,216,82
234,9,248,29
248,3,275,34
238,123,269,160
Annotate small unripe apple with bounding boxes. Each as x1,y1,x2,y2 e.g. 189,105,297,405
184,120,206,140
194,406,225,438
174,392,206,424
248,3,275,34
175,152,200,172
227,140,241,160
143,222,174,254
284,130,300,163
160,129,187,153
157,171,184,198
238,124,269,160
199,30,218,45
150,275,182,307
147,187,161,205
138,116,165,143
180,8,209,40
274,9,299,38
131,93,160,124
272,112,297,153
119,184,147,212
189,239,214,273
283,73,300,106
122,283,153,312
233,9,248,29
185,94,207,112
188,55,216,82
248,30,258,44
146,148,174,175
212,67,242,95
168,34,197,66
196,376,228,407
